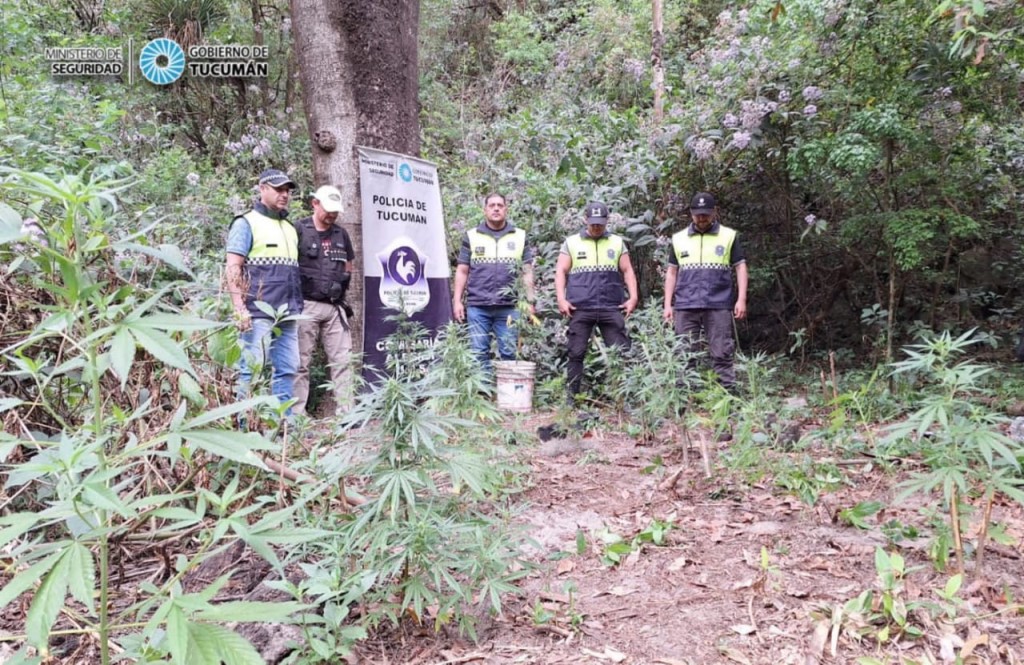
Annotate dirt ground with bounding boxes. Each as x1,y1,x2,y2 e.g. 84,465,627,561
354,411,1024,665
3,410,1023,665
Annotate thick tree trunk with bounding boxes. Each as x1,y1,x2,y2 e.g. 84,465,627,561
290,0,421,354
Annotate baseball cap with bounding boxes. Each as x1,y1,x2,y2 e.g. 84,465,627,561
258,168,296,189
313,185,344,213
585,201,610,225
690,192,717,214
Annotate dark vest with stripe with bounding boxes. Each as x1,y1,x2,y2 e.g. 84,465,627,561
466,225,527,307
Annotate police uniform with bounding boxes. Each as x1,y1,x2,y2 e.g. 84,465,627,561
667,219,746,389
226,199,302,413
560,228,631,397
293,216,356,414
456,222,533,375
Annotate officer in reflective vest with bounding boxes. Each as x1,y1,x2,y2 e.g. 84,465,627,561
555,201,639,400
225,168,303,418
662,191,748,394
453,192,536,378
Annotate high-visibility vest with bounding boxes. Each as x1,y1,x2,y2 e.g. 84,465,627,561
564,232,626,309
465,226,527,306
237,209,302,318
670,224,737,310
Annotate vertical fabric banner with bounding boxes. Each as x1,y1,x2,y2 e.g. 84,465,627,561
358,147,452,379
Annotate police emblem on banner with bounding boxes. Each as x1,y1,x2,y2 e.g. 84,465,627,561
377,239,430,314
715,245,725,256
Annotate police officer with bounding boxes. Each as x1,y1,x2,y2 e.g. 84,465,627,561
225,168,303,415
293,185,356,416
452,192,536,377
555,201,638,400
662,191,748,393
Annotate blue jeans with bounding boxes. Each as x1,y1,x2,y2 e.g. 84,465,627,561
237,317,300,415
466,305,519,377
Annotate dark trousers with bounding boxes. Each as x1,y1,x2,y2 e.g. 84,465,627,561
674,308,736,390
567,309,631,397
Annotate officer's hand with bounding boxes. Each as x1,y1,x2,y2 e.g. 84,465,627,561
453,301,465,322
734,299,747,320
234,308,252,333
621,298,638,317
662,306,674,324
557,298,575,316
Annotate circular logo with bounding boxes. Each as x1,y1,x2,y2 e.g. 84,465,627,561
388,246,421,285
398,163,413,182
139,38,185,85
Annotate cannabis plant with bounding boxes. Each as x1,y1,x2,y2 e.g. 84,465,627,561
884,329,1024,574
317,320,527,639
0,169,319,664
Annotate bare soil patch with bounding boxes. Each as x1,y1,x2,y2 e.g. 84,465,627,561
361,411,1024,665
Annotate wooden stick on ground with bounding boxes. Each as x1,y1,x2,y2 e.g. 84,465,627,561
699,431,712,479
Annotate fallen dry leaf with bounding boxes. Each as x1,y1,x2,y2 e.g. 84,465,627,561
667,555,688,571
960,632,988,659
652,659,692,665
556,558,575,575
804,618,828,665
608,585,636,596
730,624,757,636
580,646,627,662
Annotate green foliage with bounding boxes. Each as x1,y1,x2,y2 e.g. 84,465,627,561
297,320,529,640
0,168,315,663
883,329,1024,571
592,519,673,567
838,501,883,530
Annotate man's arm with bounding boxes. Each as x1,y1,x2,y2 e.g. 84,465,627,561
555,253,574,316
734,261,748,320
522,262,537,317
452,263,469,322
619,253,639,317
663,264,678,323
343,227,355,273
225,253,251,331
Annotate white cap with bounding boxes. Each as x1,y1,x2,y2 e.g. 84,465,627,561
313,185,344,213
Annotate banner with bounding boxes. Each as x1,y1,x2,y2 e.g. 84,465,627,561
358,147,452,379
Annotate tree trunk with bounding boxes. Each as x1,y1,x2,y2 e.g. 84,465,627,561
651,0,664,123
290,0,421,354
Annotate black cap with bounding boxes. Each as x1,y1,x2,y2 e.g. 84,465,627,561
258,168,296,189
585,201,610,225
689,192,716,214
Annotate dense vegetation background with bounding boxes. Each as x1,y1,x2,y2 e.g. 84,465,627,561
4,0,1023,362
2,0,1024,663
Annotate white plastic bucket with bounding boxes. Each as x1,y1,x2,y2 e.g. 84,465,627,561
494,360,536,413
